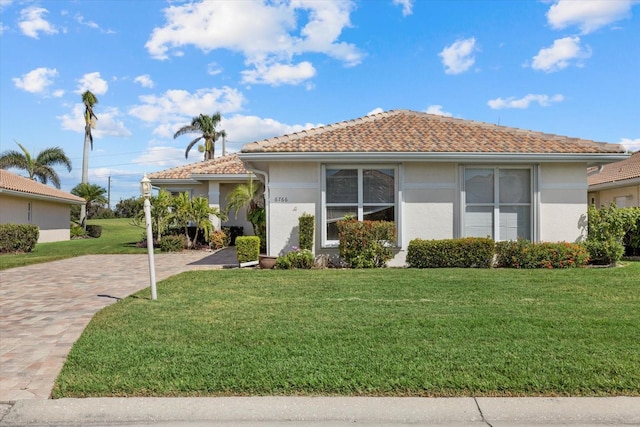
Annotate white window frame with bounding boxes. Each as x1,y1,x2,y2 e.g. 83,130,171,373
460,165,536,241
321,164,398,248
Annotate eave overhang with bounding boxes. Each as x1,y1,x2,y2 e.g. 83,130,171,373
0,188,86,205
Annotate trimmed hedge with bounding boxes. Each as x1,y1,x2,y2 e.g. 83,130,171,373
159,235,186,252
85,224,102,238
407,237,494,268
495,240,589,269
337,219,396,268
236,236,260,263
298,213,314,251
0,224,39,254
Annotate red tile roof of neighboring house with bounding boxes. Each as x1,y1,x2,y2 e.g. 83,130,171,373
148,153,249,180
0,169,85,204
588,151,640,186
242,110,625,155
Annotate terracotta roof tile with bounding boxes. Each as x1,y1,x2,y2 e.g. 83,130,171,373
242,110,625,154
588,151,640,186
148,154,249,180
0,169,85,204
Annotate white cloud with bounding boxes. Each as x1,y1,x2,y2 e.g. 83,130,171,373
18,6,57,38
547,0,635,34
128,87,246,137
367,108,384,116
425,105,452,117
12,67,58,94
0,0,14,11
222,114,319,144
76,72,109,95
132,146,188,169
207,62,223,76
145,0,362,86
487,94,564,109
134,74,154,88
439,37,477,75
531,36,591,73
58,104,132,138
392,0,414,16
241,61,316,86
619,138,640,152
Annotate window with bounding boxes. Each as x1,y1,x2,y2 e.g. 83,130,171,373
463,167,532,241
324,167,396,245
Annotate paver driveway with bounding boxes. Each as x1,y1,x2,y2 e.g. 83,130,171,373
0,250,235,401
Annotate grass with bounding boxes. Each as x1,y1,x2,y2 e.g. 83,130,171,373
53,263,640,398
0,218,146,270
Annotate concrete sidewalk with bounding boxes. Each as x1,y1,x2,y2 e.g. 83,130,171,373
1,396,639,426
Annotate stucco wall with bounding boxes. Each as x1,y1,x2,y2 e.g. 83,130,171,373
538,163,588,243
588,184,640,208
267,162,319,256
402,163,457,247
0,194,71,243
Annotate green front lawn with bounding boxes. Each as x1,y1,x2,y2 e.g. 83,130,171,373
54,264,640,398
0,218,146,270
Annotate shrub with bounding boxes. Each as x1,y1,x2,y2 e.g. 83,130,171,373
407,238,495,268
337,219,396,268
276,247,314,269
221,226,243,246
0,224,39,254
85,225,102,238
622,207,640,256
298,213,314,251
70,226,86,239
159,235,185,252
495,240,589,269
209,229,229,250
586,204,639,265
236,236,260,263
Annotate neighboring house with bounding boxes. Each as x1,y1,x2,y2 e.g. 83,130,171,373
148,153,254,232
152,109,628,266
0,169,85,243
588,150,640,208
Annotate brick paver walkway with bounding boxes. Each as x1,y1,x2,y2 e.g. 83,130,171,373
0,250,237,401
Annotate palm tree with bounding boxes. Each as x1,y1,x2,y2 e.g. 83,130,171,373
173,112,227,160
80,90,98,228
173,192,227,248
0,141,72,189
81,91,98,183
71,183,107,224
226,177,266,251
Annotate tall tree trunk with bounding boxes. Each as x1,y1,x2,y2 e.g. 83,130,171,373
80,130,90,228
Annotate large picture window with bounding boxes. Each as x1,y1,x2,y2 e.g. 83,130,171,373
324,167,396,245
463,167,532,241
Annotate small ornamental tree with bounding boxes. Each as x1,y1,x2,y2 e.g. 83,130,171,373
298,213,314,251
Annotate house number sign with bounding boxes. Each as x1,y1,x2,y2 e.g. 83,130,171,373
274,196,288,202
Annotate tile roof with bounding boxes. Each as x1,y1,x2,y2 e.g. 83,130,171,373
148,153,249,180
0,169,85,204
242,109,625,155
588,150,640,186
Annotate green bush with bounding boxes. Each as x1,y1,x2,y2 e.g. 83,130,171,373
276,248,314,269
337,219,396,268
496,240,589,269
298,213,314,251
0,224,39,254
159,235,185,252
407,237,495,268
236,236,260,263
70,226,86,239
622,207,640,256
586,204,639,265
85,225,103,238
209,230,229,250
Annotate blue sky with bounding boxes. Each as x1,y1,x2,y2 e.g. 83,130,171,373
1,0,639,205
